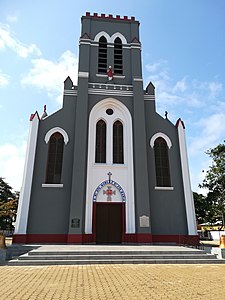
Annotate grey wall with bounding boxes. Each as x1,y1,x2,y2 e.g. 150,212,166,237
144,101,188,235
27,95,76,234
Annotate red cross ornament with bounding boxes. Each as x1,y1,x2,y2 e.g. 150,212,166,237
103,186,116,202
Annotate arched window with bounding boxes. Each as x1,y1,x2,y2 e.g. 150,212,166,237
98,36,107,73
113,120,124,164
154,137,171,187
114,37,123,75
46,132,64,184
95,120,106,163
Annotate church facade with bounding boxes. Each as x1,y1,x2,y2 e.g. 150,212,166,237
13,12,197,244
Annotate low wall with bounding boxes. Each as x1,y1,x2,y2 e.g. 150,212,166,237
210,231,225,241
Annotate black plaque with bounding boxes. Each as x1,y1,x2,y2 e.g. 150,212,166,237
71,218,80,228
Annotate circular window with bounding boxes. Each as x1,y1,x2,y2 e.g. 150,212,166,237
106,108,114,115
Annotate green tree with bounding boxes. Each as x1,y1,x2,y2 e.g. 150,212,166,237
199,142,225,226
193,192,215,224
0,177,19,230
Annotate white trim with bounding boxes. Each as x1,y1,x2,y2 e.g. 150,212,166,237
131,45,141,49
90,82,133,88
114,75,125,79
94,31,111,43
64,92,77,96
78,71,89,78
64,89,77,96
89,42,138,49
94,31,127,44
14,114,39,234
150,132,172,149
85,98,135,234
110,32,127,44
154,186,174,191
88,89,133,97
144,95,155,101
95,74,126,79
79,41,91,45
44,127,69,145
96,74,107,78
64,89,77,94
42,184,63,188
133,77,143,82
177,121,197,235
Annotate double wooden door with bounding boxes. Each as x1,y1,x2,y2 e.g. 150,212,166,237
96,203,122,244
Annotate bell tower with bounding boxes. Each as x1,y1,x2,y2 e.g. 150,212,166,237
78,12,142,85
68,12,151,243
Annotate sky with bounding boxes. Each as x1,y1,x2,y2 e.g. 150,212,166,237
0,0,225,194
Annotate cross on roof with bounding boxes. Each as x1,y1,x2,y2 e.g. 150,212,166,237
107,172,112,181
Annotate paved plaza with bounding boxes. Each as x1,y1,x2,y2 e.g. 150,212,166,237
1,263,225,299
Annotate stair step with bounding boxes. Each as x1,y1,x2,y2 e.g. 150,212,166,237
7,245,224,266
8,258,225,266
28,250,206,256
19,254,217,260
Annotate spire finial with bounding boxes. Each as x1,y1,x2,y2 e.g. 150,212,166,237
41,104,48,120
165,111,168,119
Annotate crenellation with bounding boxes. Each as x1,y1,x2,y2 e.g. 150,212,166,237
85,12,136,22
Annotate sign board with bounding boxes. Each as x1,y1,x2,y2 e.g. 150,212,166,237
140,215,150,228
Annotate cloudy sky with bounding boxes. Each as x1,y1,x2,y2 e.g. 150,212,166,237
0,0,225,193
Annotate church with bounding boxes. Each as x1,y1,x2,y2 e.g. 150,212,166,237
13,12,197,245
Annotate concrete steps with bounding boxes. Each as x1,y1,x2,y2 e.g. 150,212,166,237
7,245,225,265
6,245,37,260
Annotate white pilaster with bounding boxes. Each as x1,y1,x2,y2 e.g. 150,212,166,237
14,113,39,234
177,119,197,235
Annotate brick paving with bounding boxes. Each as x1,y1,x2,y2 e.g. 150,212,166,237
1,264,225,299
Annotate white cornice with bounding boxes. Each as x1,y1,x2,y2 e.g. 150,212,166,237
79,41,140,49
88,88,133,97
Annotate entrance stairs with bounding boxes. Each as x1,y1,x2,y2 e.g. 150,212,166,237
7,245,225,265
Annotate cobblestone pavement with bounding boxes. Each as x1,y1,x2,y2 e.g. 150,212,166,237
1,264,225,299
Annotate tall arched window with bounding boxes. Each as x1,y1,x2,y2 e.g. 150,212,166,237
114,37,123,75
95,120,106,163
113,120,124,164
46,132,64,184
98,36,107,73
154,137,171,187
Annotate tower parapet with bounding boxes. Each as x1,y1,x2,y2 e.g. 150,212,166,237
85,12,137,23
